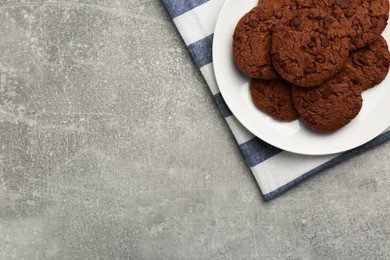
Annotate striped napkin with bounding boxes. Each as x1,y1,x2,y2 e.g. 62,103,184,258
162,0,390,200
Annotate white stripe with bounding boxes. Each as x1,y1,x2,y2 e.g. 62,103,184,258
251,151,340,194
200,63,219,95
173,0,226,45
253,127,390,195
226,116,255,144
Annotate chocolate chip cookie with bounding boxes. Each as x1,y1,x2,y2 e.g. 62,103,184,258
233,5,295,79
292,74,363,132
250,78,299,121
344,36,390,90
271,9,350,87
233,7,278,79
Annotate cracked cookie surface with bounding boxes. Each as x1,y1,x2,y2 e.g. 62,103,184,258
344,36,390,91
232,5,294,79
250,78,299,121
292,74,363,132
317,0,389,50
271,9,350,87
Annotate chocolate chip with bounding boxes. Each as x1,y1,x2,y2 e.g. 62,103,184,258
320,38,329,47
345,9,355,18
367,39,375,45
325,17,335,24
371,17,379,27
304,66,315,74
352,19,360,26
352,77,361,84
356,28,363,37
308,12,315,19
308,41,315,48
353,54,368,65
249,20,258,28
315,55,325,63
292,17,300,26
336,0,349,9
274,11,282,19
260,26,268,32
322,87,334,98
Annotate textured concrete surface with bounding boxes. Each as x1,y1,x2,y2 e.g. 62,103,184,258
1,0,390,259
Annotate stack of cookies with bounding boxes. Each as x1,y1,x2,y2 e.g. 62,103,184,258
233,0,390,132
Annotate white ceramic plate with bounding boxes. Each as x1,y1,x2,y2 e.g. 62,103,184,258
213,0,390,155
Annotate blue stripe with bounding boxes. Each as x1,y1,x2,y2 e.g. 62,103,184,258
188,34,213,68
163,0,210,19
240,138,282,167
214,93,232,118
263,130,390,201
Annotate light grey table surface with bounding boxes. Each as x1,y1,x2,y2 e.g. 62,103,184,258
1,0,390,259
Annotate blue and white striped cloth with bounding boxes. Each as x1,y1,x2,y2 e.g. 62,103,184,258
163,0,390,200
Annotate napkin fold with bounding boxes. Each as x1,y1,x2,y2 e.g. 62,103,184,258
162,0,390,200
